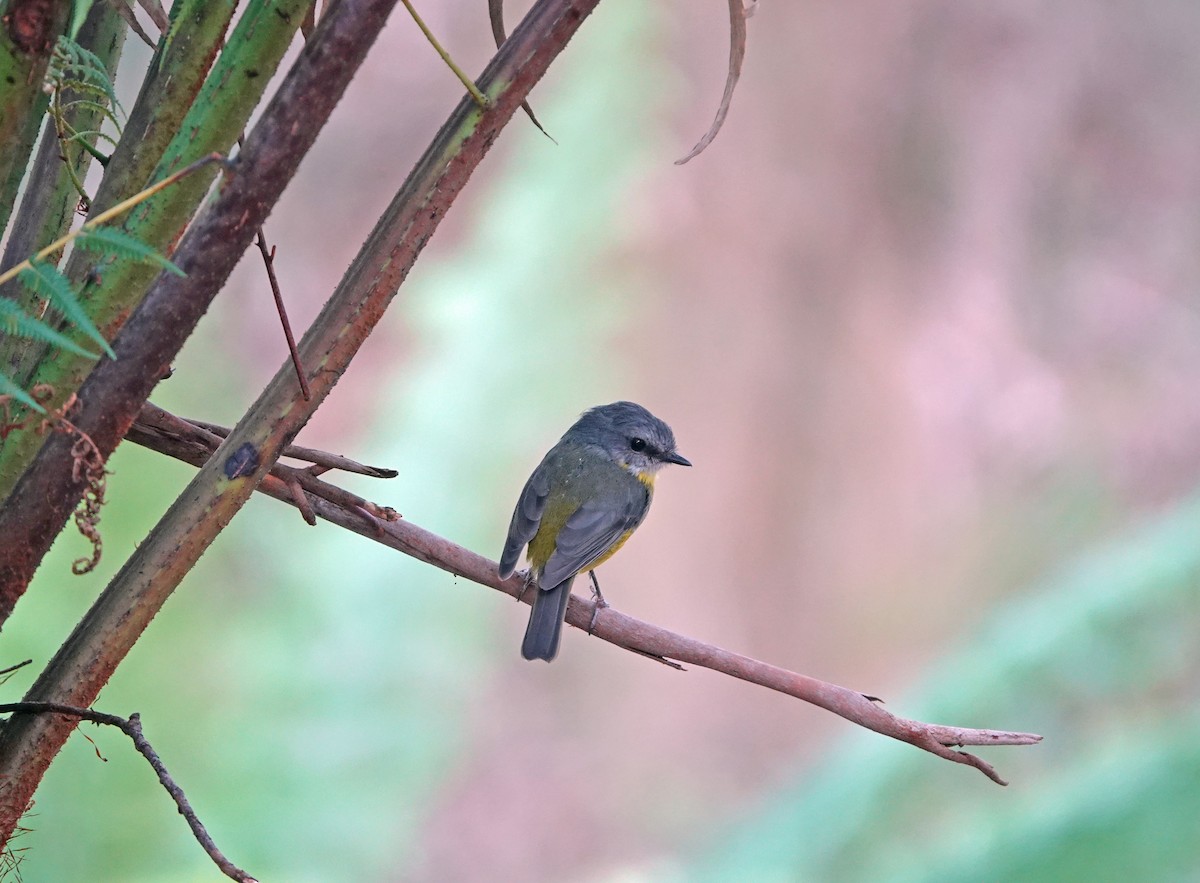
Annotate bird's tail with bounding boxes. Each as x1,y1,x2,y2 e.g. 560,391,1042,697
521,577,574,662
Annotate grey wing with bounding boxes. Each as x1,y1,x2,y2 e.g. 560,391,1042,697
498,465,550,578
539,485,648,587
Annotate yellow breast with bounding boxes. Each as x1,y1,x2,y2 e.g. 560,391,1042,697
587,528,636,569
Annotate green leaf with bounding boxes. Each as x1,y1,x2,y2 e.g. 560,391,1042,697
17,261,116,358
51,35,123,117
74,227,185,277
0,298,99,360
67,0,97,42
62,97,122,128
65,127,119,149
0,371,47,413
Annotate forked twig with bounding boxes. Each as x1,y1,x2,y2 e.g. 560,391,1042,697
127,404,400,526
0,703,256,882
179,414,396,478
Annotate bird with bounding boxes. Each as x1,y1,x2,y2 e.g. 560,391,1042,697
498,401,691,661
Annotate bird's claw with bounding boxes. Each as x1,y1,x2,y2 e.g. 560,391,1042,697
516,570,534,603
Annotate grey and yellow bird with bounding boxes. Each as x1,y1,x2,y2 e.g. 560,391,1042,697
499,402,691,661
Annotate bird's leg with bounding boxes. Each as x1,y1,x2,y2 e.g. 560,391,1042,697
588,570,607,607
587,570,608,635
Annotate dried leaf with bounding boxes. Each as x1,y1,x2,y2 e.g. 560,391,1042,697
676,0,750,165
301,1,316,40
106,0,156,48
488,0,556,143
135,0,168,32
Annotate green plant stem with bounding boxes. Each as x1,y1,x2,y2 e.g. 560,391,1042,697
0,3,127,314
0,0,234,399
89,0,237,219
0,1,72,236
0,0,306,501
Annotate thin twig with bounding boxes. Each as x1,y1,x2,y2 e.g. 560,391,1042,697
236,133,311,400
0,703,256,882
0,661,32,683
255,232,310,400
400,0,490,108
127,407,1041,785
675,0,750,164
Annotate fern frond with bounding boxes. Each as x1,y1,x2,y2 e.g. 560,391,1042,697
61,97,122,127
0,371,47,414
17,262,115,358
58,80,115,104
64,128,119,150
0,299,99,360
74,228,185,277
49,36,123,119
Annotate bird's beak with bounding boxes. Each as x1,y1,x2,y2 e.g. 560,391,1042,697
663,451,692,467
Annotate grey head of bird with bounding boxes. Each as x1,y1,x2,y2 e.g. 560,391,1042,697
569,401,692,475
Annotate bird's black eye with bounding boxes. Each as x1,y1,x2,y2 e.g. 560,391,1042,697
630,437,647,452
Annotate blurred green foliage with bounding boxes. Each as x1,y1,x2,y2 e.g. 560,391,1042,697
685,497,1200,883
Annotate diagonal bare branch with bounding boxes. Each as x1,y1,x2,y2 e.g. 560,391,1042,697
135,0,169,32
108,0,157,48
128,407,1042,786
